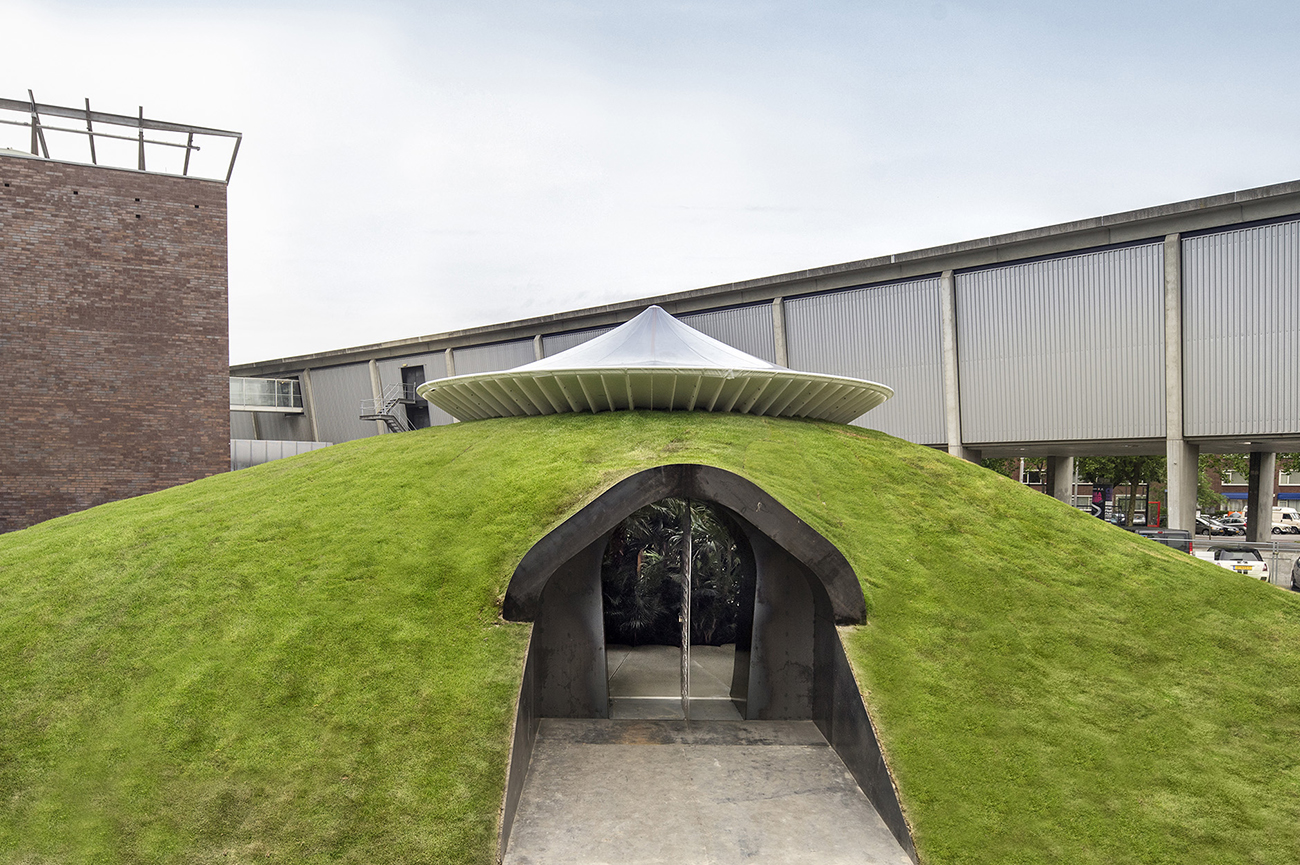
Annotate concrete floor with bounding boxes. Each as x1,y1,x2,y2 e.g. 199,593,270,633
503,719,913,865
606,644,741,720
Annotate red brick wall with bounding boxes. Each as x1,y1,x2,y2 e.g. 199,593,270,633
0,153,229,533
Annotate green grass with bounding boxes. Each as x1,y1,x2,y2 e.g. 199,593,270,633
1,412,1298,864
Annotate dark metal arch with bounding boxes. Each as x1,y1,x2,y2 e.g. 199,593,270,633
504,463,867,624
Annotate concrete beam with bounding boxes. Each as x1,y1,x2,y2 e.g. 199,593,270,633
939,271,976,462
368,359,386,436
300,367,321,442
1162,233,1198,532
772,297,788,367
1246,451,1277,543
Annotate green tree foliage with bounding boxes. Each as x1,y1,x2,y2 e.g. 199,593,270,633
600,498,750,646
1076,456,1167,525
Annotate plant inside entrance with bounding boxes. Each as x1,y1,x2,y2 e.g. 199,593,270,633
601,498,755,719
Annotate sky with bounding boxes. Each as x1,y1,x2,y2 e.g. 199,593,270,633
3,0,1299,364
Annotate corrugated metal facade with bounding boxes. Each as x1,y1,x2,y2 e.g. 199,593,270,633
452,340,537,375
377,352,455,427
679,304,777,364
308,363,381,443
542,326,616,357
956,243,1165,444
252,411,314,442
230,411,256,439
231,439,332,471
1183,219,1300,436
785,278,946,444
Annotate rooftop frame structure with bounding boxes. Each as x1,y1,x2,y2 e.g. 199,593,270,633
0,91,242,183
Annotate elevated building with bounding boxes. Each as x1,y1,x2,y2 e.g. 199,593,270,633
233,179,1300,538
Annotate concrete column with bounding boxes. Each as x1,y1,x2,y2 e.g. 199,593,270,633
250,410,261,441
939,270,977,462
444,347,456,377
300,367,321,442
1163,233,1198,532
1047,456,1074,504
771,297,789,367
1246,451,1277,543
368,359,386,436
533,334,544,361
1166,440,1199,530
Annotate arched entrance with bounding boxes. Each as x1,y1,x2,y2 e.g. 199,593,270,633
498,465,916,862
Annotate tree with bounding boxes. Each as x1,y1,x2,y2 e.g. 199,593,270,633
1075,456,1167,525
600,498,750,646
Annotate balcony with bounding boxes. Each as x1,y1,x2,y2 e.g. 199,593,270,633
230,377,304,413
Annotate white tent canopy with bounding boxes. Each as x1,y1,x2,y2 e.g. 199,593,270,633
417,306,893,425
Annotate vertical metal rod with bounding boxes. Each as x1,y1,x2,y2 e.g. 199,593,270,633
182,131,193,175
137,106,146,171
28,90,48,158
84,98,97,164
225,134,242,185
681,499,692,721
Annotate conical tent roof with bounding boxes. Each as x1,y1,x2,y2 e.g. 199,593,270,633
417,305,893,425
519,306,783,372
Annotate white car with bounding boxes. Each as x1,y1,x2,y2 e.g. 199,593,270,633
1196,546,1268,579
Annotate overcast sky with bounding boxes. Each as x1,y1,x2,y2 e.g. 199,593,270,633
4,0,1299,363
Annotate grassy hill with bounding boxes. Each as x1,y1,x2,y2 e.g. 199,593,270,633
1,412,1298,864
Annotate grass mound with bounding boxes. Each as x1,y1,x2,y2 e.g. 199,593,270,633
1,412,1298,864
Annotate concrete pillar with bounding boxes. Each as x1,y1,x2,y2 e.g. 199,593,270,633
533,334,544,361
1163,233,1198,532
939,270,977,462
300,367,321,442
1166,439,1199,531
444,347,456,377
771,297,789,367
1246,451,1277,543
1047,456,1074,504
368,359,386,436
250,409,261,441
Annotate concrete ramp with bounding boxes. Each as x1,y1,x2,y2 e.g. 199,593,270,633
503,719,913,865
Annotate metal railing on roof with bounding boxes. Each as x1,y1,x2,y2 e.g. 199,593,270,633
0,90,242,183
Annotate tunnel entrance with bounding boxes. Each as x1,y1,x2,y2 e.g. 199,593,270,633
601,498,755,720
498,465,915,863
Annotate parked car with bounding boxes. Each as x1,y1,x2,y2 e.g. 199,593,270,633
1196,546,1268,579
1195,515,1245,537
1131,527,1192,554
1219,515,1247,529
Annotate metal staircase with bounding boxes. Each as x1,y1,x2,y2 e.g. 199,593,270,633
360,383,416,433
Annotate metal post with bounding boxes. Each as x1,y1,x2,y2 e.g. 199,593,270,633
183,132,193,176
224,135,242,185
84,98,97,165
681,500,692,721
137,106,146,171
27,90,48,158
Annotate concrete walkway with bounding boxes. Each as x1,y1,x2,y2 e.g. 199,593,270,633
606,644,743,720
503,719,913,865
